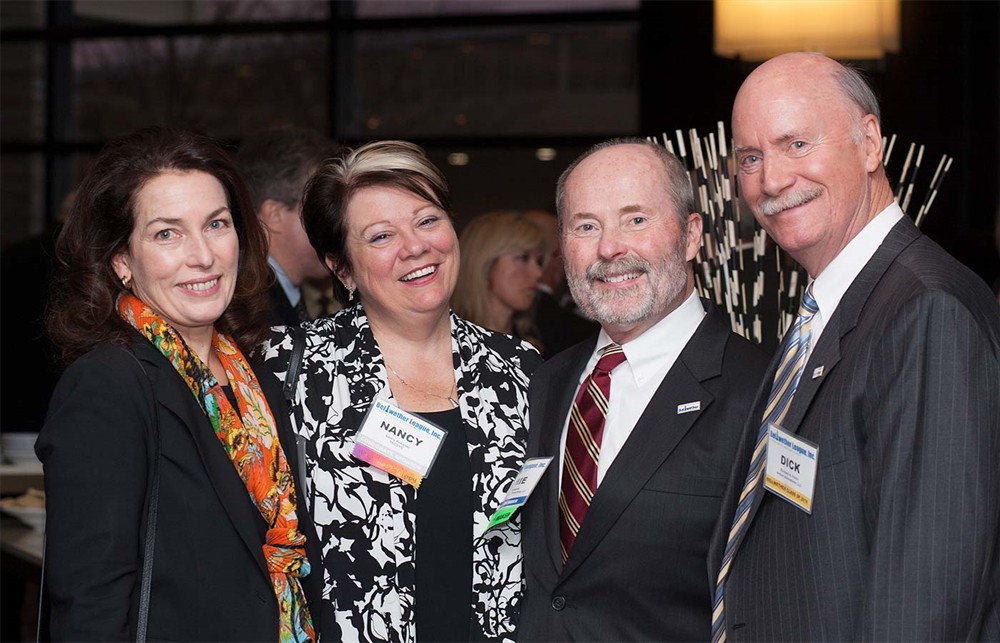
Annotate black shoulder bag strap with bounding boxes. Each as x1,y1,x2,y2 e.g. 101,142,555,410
283,325,307,406
282,325,310,508
130,348,160,643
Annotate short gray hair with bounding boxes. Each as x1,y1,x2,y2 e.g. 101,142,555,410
555,137,696,231
835,63,881,141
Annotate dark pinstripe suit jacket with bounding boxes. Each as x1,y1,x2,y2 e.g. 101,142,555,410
519,302,769,642
709,217,1000,641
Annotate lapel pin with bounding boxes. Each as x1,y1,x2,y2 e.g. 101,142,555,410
677,401,701,414
812,366,825,379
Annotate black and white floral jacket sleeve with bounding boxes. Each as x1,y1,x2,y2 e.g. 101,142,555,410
261,304,542,643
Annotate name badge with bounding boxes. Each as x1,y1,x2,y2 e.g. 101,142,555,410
763,423,819,514
484,457,553,531
677,401,701,414
352,398,447,489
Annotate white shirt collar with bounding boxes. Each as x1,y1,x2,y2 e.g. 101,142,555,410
809,201,904,345
592,288,706,387
268,256,302,306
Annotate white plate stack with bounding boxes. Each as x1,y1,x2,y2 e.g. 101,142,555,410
1,432,41,465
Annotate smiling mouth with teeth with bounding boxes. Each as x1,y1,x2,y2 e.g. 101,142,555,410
400,265,436,282
181,278,219,292
600,273,642,284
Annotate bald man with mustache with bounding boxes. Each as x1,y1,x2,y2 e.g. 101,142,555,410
709,52,1000,642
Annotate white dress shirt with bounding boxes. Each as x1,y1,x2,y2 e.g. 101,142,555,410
559,289,706,486
806,202,904,359
267,255,303,307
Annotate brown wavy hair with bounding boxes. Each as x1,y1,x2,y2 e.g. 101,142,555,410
47,126,272,364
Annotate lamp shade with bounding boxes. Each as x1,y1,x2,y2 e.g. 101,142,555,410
714,0,900,61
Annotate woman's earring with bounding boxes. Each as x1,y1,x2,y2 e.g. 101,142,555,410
121,275,132,289
347,286,356,301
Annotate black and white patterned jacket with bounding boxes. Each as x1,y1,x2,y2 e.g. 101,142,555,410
261,304,541,643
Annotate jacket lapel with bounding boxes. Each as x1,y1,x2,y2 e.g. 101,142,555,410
132,340,270,580
770,217,921,437
739,217,923,535
560,305,728,580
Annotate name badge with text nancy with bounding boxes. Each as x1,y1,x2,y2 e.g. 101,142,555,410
352,398,447,489
763,423,819,514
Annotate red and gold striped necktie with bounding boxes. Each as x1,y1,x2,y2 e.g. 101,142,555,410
559,343,627,563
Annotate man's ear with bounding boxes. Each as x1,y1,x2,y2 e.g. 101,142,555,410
326,256,354,292
860,114,884,174
684,212,704,263
259,199,288,234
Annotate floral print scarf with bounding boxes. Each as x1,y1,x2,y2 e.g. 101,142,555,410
118,293,315,642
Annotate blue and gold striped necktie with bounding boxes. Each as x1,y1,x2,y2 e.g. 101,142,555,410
711,283,819,642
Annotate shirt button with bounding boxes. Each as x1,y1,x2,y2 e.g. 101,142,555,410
551,596,566,611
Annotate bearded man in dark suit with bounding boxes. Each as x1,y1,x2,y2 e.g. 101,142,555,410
518,138,769,642
710,52,1000,642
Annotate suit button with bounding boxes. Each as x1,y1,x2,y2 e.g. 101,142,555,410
551,596,566,611
256,590,269,604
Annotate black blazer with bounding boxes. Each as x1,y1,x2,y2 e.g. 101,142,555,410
518,301,769,642
709,217,1000,641
36,332,323,641
269,277,302,327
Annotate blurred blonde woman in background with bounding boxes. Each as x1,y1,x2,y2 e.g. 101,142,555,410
452,211,545,351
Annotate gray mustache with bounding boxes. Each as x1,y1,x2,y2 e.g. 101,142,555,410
586,257,650,281
758,187,822,216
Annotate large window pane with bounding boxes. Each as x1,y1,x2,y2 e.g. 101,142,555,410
1,42,46,142
71,33,329,140
348,23,638,138
72,0,328,26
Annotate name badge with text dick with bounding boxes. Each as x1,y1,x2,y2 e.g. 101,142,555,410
763,423,819,514
484,457,553,532
352,398,447,489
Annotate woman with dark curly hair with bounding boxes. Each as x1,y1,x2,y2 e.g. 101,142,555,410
37,126,320,641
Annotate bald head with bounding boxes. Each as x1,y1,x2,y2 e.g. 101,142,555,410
736,52,882,122
731,52,894,277
735,53,878,134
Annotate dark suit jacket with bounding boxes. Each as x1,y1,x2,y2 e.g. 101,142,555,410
533,289,599,359
709,217,1000,641
269,277,302,327
519,301,769,642
36,332,323,641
